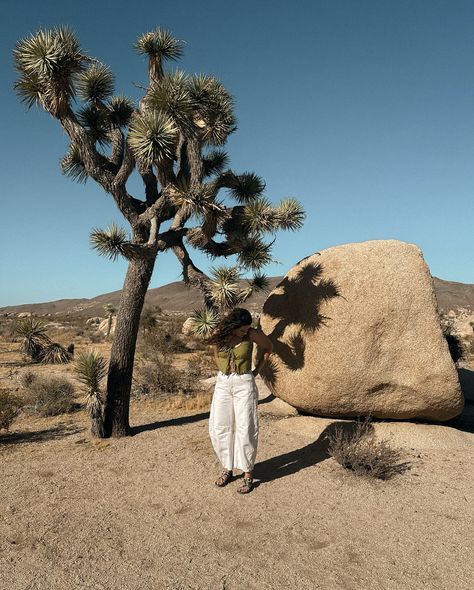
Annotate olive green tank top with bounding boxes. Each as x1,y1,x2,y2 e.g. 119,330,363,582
216,334,253,375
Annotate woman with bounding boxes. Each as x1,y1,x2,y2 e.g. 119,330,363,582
207,308,273,494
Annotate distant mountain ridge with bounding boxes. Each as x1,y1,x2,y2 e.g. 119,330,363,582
1,276,473,317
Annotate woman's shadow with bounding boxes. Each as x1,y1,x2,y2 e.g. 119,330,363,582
253,421,356,485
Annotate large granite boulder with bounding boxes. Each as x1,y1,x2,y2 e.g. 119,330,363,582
259,240,463,421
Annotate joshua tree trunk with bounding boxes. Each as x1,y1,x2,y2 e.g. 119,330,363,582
103,255,156,436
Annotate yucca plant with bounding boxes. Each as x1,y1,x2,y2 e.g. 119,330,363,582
75,350,108,437
41,342,73,364
14,26,304,436
14,317,51,362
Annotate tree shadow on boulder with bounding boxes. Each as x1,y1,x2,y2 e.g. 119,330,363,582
259,260,341,386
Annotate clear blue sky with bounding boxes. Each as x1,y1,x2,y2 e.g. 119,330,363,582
1,0,473,307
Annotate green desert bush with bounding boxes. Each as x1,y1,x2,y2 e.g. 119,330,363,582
14,317,50,361
14,317,72,364
22,374,76,416
0,389,22,431
327,417,410,480
75,350,107,437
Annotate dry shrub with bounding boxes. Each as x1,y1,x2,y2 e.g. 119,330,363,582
133,359,183,398
133,353,214,400
88,331,105,344
0,389,22,431
327,418,410,480
184,352,215,380
159,390,212,412
22,374,76,416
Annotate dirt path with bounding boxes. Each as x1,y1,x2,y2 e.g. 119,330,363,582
1,385,474,590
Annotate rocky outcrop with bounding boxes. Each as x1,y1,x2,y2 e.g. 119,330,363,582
259,240,463,421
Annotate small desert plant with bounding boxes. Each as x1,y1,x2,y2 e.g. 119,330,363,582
14,317,73,364
22,375,76,416
41,342,73,364
140,305,162,334
185,352,215,380
19,370,37,388
327,417,410,480
75,350,107,437
139,321,187,359
133,358,183,397
14,317,51,361
189,306,219,338
0,389,23,431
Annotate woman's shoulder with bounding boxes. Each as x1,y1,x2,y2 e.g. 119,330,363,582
248,327,261,340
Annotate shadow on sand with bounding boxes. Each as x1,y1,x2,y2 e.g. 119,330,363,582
0,423,84,446
254,421,358,485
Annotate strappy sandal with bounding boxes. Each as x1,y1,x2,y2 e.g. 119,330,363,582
237,477,254,494
215,469,233,487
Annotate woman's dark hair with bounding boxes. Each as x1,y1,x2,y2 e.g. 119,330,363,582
206,308,253,348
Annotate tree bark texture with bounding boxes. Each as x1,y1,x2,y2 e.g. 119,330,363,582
104,255,156,436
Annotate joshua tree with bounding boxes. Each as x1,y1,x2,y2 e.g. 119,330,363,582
14,26,304,437
103,303,117,338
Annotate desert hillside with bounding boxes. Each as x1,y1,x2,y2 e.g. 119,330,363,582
1,276,473,317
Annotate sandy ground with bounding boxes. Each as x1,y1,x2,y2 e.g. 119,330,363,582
1,371,474,590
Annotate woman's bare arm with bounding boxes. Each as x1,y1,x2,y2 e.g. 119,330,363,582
249,327,273,376
211,345,219,368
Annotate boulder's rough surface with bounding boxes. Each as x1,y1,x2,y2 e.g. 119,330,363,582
181,317,195,336
259,240,463,421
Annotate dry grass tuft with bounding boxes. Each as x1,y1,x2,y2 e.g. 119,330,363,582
158,390,212,412
21,374,76,416
327,417,410,480
0,388,23,431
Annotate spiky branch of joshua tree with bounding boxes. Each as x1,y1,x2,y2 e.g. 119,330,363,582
14,26,305,437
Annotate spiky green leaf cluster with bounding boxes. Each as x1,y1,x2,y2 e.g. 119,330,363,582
247,273,270,293
14,27,86,114
237,237,273,270
208,265,241,310
14,317,48,340
90,223,128,260
77,105,110,146
146,71,194,131
275,198,306,231
41,342,72,364
60,145,88,183
75,63,115,103
128,111,178,165
227,172,265,203
188,75,236,145
171,179,224,221
242,197,277,234
238,272,270,303
203,149,229,178
75,350,108,394
107,95,135,127
189,307,219,337
135,28,184,60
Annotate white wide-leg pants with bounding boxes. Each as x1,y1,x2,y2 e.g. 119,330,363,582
209,371,259,473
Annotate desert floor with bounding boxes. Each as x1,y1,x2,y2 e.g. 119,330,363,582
1,363,474,590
